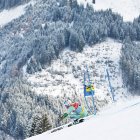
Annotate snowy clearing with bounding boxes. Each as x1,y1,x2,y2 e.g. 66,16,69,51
77,0,140,21
24,38,126,101
26,96,140,140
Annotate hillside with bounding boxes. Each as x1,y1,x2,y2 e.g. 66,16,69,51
1,0,140,28
0,0,140,139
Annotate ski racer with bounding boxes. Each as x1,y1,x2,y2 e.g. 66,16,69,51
60,100,88,122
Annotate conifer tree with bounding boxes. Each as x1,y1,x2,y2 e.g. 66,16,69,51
30,114,52,137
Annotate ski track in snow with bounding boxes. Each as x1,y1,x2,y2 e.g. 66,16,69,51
77,0,140,21
26,97,140,140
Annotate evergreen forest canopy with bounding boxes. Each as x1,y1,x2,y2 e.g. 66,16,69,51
0,0,140,139
0,0,30,10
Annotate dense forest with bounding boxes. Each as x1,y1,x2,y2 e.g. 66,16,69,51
0,0,140,139
121,38,140,95
0,0,30,10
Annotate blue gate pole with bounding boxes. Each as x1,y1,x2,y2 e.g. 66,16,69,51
91,92,96,115
84,72,93,114
106,68,115,101
86,66,96,115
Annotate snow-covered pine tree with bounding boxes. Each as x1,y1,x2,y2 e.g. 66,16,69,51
29,114,51,137
40,114,52,132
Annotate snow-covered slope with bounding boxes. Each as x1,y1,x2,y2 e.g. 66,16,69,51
26,97,140,140
24,39,127,101
0,1,34,27
77,0,140,21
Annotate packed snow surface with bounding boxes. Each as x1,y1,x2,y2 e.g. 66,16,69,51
26,96,140,140
77,0,140,21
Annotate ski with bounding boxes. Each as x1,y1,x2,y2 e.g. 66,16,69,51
51,126,64,133
50,122,73,133
50,115,93,133
50,118,85,133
